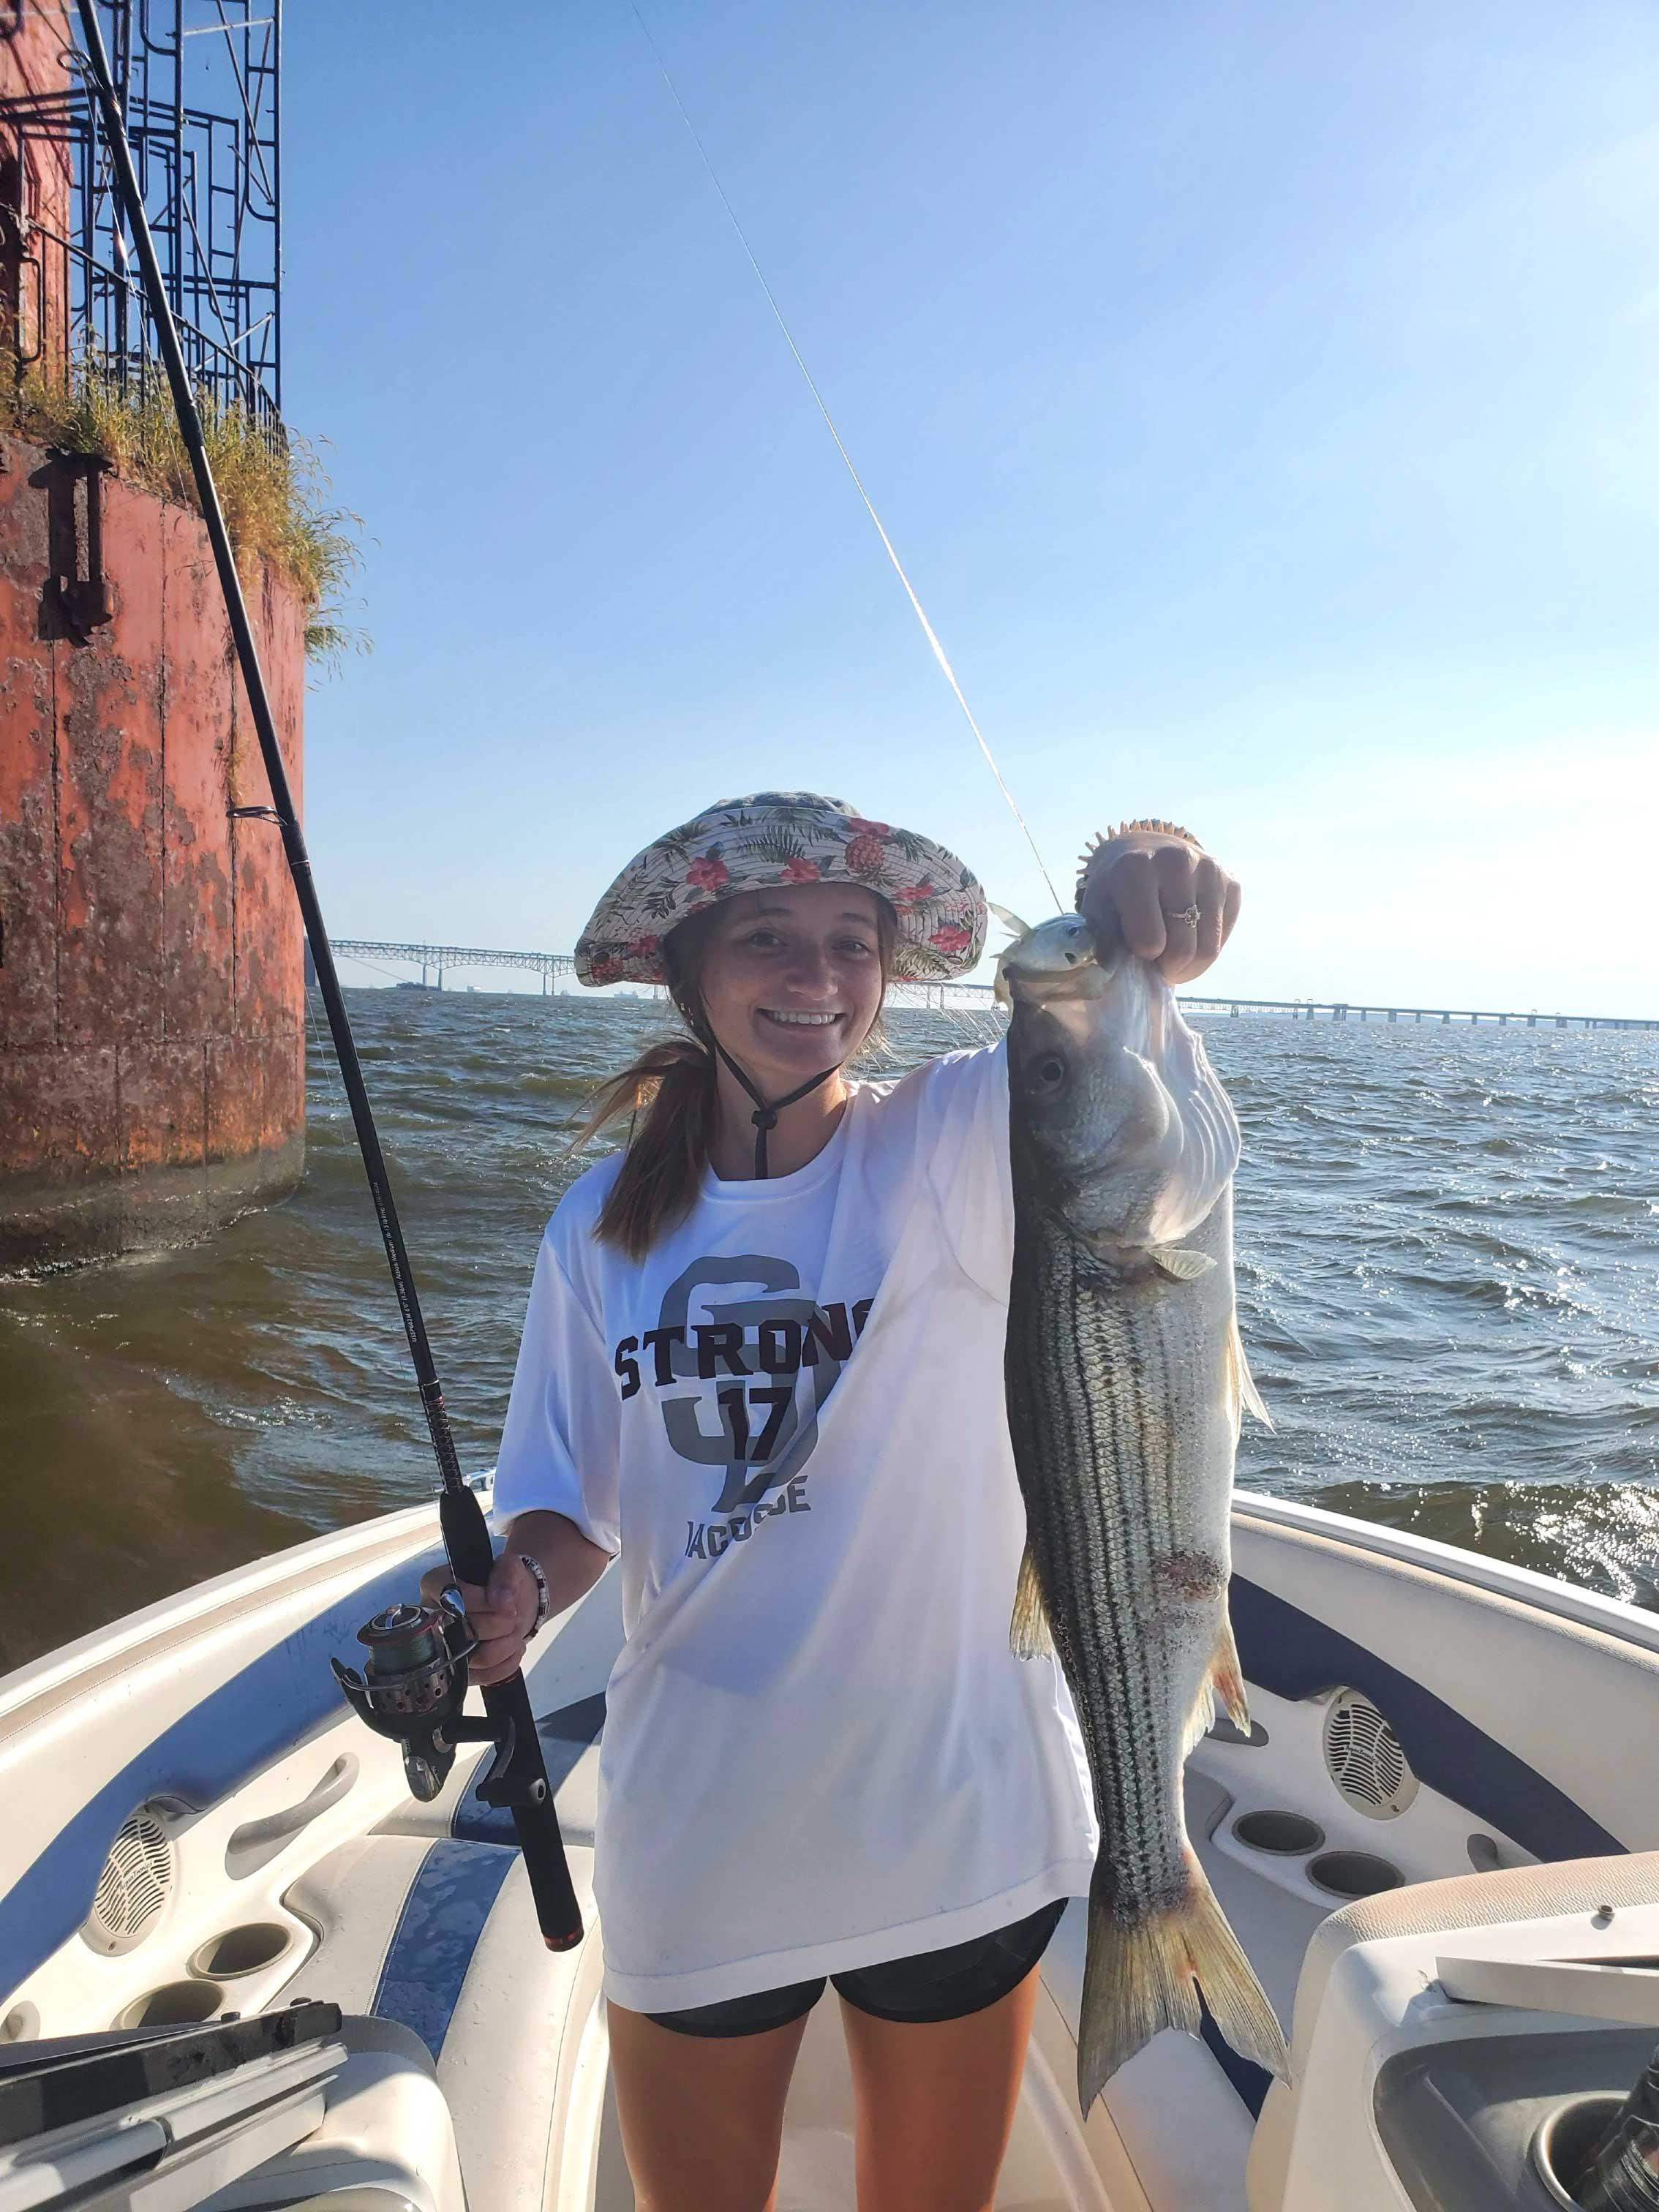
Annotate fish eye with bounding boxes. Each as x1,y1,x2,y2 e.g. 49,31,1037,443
1028,1050,1067,1091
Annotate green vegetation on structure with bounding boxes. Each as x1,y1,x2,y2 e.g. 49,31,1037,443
0,353,366,670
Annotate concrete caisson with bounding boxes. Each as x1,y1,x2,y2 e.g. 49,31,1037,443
0,429,306,1270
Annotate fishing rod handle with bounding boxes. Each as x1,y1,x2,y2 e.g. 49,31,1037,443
440,1484,584,1949
497,1682,585,1951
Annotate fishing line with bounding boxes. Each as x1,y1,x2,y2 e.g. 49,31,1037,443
626,1,1064,914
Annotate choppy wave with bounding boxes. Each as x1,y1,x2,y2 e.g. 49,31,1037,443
1,992,1654,1667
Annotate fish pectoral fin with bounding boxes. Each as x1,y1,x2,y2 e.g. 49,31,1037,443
989,900,1032,938
1226,1314,1274,1432
1149,1244,1216,1282
1009,1546,1055,1660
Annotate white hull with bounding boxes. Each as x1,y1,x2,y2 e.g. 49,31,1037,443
1,1487,1655,2209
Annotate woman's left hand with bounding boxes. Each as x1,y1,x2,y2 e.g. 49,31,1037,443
1077,821,1241,987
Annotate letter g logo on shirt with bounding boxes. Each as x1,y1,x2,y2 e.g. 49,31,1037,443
649,1255,851,1515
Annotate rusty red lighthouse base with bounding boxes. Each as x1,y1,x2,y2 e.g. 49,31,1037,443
0,432,307,1272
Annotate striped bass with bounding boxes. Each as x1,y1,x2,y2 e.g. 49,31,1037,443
998,911,1288,2110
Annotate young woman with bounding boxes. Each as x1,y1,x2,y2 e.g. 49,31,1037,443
433,792,1240,2212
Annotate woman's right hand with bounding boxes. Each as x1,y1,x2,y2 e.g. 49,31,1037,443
418,1551,538,1687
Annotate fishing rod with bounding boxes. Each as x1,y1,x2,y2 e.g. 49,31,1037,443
70,0,581,1952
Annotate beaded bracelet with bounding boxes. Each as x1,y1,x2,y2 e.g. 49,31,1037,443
518,1551,552,1639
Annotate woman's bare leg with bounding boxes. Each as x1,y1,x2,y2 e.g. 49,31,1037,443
606,1998,813,2212
839,1967,1042,2212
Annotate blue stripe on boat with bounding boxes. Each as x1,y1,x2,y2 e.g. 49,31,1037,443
371,1838,516,2060
0,1544,448,1998
451,1691,606,1844
1230,1576,1625,1862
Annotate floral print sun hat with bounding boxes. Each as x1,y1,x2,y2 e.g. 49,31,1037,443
575,792,987,986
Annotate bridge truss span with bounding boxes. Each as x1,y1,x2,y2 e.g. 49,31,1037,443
326,943,1654,1031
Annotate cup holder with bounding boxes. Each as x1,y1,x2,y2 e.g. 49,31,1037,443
1309,1849,1404,1900
1232,1809,1327,1856
187,1923,293,1979
116,1979,226,2030
1531,2092,1622,2210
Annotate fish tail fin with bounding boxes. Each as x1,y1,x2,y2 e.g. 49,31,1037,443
1077,1889,1203,2110
1182,1865,1290,2083
1178,1617,1253,1756
1009,1544,1053,1660
1077,1866,1288,2115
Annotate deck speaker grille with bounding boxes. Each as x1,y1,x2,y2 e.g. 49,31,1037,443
1322,1690,1419,1819
83,1810,175,1955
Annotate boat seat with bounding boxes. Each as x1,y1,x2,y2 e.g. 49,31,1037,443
0,2012,460,2212
202,2016,464,2212
1244,1848,1659,2212
281,1834,602,2212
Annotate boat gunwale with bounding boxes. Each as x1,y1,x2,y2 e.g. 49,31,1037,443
0,1502,448,1750
1232,1489,1659,1655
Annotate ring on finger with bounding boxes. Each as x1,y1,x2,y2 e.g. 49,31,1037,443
1162,903,1201,930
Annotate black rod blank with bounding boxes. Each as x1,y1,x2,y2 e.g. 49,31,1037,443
70,0,580,1949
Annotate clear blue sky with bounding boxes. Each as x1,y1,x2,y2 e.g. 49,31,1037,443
284,1,1658,1015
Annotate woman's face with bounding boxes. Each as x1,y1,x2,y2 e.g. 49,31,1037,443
693,884,887,1090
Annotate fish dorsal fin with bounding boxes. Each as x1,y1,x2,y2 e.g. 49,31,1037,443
1225,1314,1274,1434
1149,1245,1215,1282
989,900,1032,938
1009,1544,1054,1660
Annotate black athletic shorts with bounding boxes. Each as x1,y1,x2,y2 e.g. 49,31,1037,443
646,1897,1068,2039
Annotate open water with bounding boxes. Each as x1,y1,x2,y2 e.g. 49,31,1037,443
2,990,1655,1671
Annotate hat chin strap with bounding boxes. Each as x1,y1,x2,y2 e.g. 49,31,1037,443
710,1038,840,1178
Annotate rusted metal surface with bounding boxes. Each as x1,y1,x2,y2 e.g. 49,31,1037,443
0,4,73,385
0,428,305,1269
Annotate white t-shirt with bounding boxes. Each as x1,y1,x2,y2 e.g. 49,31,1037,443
493,1040,1098,2014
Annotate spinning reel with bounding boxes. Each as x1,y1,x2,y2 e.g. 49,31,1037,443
331,1594,543,1813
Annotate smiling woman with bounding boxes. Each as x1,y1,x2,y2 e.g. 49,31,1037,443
576,881,898,1251
568,790,982,1254
456,786,1241,2212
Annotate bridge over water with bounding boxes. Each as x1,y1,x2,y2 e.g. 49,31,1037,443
326,942,1656,1033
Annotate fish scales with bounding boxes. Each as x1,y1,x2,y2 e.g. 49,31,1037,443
1014,1192,1224,1908
998,911,1287,2112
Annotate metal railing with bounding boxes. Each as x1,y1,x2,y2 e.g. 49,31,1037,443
1,0,280,426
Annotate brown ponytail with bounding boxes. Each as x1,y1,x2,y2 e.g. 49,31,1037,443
577,899,895,1258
